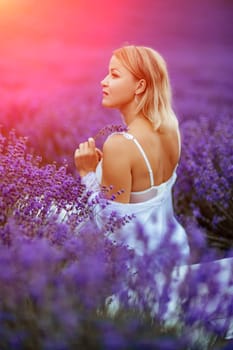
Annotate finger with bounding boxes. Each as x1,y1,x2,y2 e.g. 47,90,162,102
88,137,95,150
95,148,103,160
74,148,80,157
83,141,90,152
79,143,85,152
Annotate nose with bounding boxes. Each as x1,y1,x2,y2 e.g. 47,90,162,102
101,75,108,87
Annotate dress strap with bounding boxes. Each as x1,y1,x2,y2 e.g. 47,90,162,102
122,132,154,187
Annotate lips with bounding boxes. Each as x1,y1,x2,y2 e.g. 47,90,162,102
102,90,108,96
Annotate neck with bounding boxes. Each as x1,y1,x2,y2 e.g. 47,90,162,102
120,106,143,128
118,98,139,125
128,115,153,132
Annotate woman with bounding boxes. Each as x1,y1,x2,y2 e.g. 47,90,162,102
74,45,190,260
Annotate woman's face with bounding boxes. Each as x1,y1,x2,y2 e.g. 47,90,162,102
101,55,138,111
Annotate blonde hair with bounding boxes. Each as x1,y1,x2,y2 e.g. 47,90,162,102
113,45,178,130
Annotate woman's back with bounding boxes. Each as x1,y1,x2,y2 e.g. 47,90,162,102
116,118,181,193
100,117,180,203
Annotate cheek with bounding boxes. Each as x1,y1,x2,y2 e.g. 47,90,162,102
119,85,135,102
103,80,136,107
110,90,135,108
113,81,135,97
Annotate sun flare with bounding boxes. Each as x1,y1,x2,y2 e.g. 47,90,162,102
0,0,25,13
0,0,15,12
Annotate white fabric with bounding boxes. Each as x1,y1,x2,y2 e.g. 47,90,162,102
81,135,233,338
122,132,155,186
82,132,190,262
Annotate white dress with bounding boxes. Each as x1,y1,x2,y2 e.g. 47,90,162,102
81,132,233,338
82,132,190,262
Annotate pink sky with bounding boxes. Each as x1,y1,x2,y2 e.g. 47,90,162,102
0,0,232,109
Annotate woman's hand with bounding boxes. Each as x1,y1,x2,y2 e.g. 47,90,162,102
74,137,102,177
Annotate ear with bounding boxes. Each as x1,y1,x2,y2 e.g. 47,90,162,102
135,79,146,95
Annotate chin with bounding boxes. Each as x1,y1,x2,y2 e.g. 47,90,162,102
102,100,113,108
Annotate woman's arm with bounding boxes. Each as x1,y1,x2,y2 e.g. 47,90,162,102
74,135,131,203
101,134,131,203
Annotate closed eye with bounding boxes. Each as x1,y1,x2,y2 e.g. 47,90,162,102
109,68,120,78
111,72,119,78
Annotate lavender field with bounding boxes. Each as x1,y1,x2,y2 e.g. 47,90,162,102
0,0,233,348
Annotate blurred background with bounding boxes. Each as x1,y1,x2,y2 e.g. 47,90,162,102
0,0,232,112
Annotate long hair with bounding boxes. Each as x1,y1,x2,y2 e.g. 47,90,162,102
113,45,178,130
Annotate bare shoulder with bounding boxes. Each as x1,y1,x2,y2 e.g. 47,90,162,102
103,133,130,155
101,133,132,202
